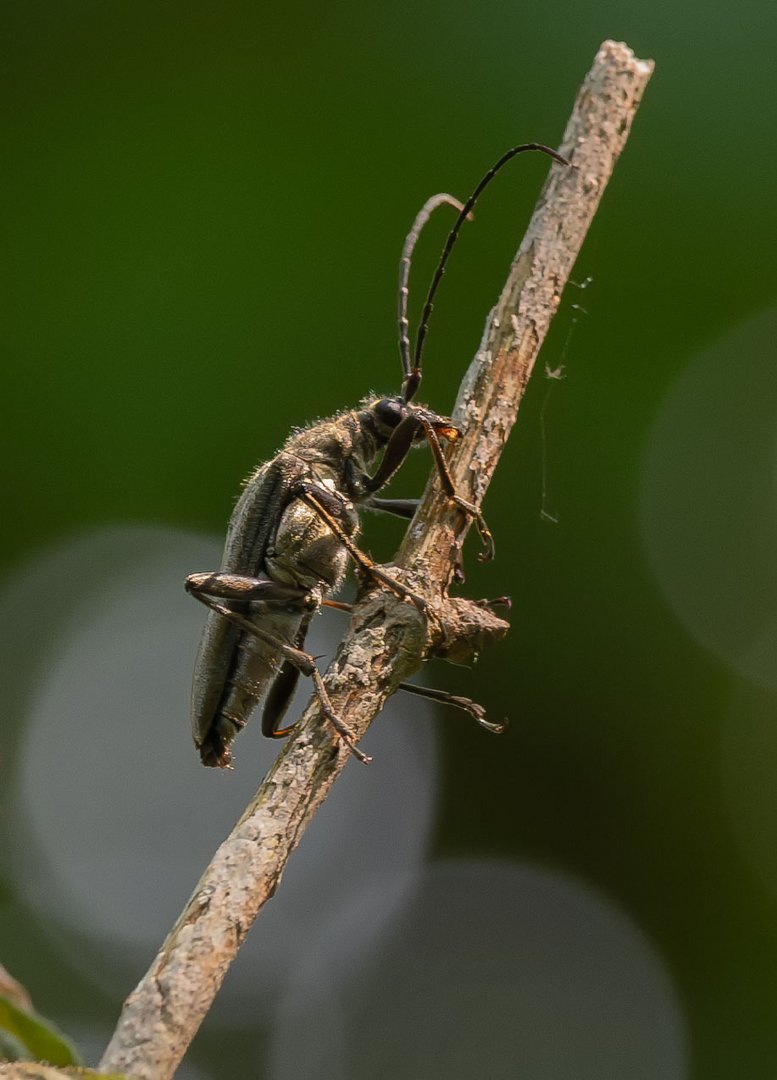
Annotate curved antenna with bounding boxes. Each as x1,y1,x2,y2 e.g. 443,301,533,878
411,143,571,387
398,193,470,403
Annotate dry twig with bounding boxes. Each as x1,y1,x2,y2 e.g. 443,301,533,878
100,40,654,1080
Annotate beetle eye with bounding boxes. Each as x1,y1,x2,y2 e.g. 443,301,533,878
373,398,404,428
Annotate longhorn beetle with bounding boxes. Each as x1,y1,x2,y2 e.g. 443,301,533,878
186,142,569,768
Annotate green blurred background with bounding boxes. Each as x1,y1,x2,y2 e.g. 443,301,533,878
3,1,777,1077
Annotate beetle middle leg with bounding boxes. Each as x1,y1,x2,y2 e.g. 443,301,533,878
321,597,505,734
296,484,432,614
396,682,506,734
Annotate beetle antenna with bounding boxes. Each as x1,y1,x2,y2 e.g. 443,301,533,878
412,143,572,375
398,193,470,403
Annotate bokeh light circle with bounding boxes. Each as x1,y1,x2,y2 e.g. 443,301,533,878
1,525,438,1020
268,860,688,1080
641,308,777,689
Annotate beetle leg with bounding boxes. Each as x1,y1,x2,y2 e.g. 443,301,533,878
416,416,495,562
397,682,507,734
365,496,420,519
321,598,354,613
187,594,371,764
363,412,495,561
363,414,422,493
261,613,313,738
296,484,430,615
185,572,315,609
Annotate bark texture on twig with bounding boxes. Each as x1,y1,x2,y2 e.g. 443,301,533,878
99,40,653,1080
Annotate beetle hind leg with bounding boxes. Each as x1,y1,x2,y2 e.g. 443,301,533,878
189,595,371,765
185,572,315,609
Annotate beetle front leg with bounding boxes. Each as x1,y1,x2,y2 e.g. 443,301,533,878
363,411,495,561
417,416,495,562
